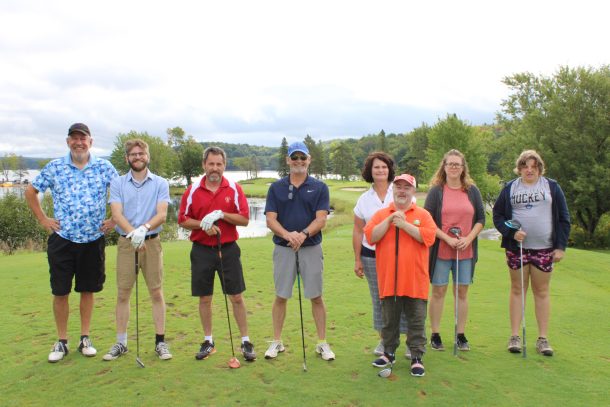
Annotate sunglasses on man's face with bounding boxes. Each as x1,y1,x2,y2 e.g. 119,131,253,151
290,154,308,161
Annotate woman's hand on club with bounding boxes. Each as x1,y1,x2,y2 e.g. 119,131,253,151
514,230,527,243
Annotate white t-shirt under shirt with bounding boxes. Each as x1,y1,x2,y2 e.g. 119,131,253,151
510,177,553,249
354,185,394,250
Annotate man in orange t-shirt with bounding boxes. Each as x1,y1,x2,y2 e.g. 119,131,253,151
364,174,436,377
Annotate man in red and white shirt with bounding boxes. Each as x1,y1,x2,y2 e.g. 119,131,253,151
178,146,256,362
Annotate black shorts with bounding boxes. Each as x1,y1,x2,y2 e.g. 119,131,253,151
190,241,245,296
47,233,106,296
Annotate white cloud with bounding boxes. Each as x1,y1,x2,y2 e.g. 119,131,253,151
0,0,607,157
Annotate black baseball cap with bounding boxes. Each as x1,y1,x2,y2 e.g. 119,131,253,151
68,123,91,137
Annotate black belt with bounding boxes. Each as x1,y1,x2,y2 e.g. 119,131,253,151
361,245,376,258
194,240,236,249
120,233,159,240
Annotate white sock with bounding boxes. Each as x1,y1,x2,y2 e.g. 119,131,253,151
242,336,250,344
205,335,213,343
117,333,127,346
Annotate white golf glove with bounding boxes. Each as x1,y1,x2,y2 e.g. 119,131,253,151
126,225,148,249
200,210,224,231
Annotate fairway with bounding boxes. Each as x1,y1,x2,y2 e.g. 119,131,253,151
1,225,608,406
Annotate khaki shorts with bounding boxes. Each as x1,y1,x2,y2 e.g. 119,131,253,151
273,244,323,299
116,236,163,290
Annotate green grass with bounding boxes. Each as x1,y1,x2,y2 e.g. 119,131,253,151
1,228,609,406
2,178,608,406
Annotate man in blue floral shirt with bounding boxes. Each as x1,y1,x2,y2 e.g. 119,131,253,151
25,123,118,363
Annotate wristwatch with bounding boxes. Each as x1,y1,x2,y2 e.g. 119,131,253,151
144,223,152,230
302,229,310,238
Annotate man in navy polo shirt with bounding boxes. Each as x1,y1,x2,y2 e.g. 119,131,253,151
264,141,336,361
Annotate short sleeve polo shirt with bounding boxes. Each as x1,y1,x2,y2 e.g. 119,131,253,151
265,175,330,247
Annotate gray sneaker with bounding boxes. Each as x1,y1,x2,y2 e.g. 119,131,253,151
508,335,522,353
457,334,470,351
155,342,172,360
536,337,553,356
103,343,128,361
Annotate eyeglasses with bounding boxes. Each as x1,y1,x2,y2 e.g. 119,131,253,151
445,163,463,168
288,184,294,200
128,152,147,158
290,154,308,161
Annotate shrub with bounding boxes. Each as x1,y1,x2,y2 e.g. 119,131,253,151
0,193,47,254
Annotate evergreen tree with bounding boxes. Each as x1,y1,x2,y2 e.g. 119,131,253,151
277,137,289,177
330,141,357,180
377,129,387,152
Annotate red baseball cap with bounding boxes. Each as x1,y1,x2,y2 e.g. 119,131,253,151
393,173,416,188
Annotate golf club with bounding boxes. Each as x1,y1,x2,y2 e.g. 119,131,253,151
295,251,307,372
135,251,145,368
448,226,462,356
379,226,400,380
394,226,399,303
216,232,241,369
505,219,526,358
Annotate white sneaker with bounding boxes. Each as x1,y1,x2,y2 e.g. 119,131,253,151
315,342,335,361
264,340,285,359
78,337,97,357
48,341,68,363
373,340,384,356
156,342,173,360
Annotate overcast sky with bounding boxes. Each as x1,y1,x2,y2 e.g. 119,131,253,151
0,0,607,158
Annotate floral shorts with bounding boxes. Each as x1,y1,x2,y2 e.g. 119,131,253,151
506,248,554,273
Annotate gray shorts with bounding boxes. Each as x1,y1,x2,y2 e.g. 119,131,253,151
273,245,323,299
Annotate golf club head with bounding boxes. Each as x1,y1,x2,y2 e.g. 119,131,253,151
303,363,308,372
228,357,241,369
449,227,462,237
378,367,392,378
505,219,522,230
136,357,145,368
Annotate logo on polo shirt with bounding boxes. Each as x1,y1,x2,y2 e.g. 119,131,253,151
307,189,314,193
225,196,231,203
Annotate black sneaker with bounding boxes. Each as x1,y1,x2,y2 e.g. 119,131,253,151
410,357,425,377
431,333,444,351
372,352,395,368
241,341,257,361
457,334,470,351
195,340,216,360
